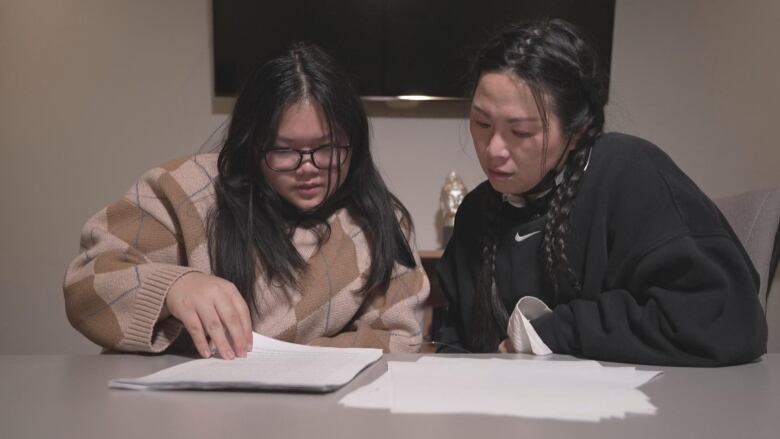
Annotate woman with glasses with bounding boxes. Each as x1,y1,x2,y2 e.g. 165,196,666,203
64,43,429,359
435,19,767,366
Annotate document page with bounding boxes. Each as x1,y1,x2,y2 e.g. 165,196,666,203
109,332,382,392
340,356,661,421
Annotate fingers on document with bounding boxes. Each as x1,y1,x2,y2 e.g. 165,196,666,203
214,300,249,358
178,283,253,360
182,304,247,360
181,313,211,359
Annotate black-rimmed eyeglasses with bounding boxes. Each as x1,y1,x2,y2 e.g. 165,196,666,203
263,144,350,172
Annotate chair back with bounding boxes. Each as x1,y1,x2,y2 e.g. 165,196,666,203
714,188,780,352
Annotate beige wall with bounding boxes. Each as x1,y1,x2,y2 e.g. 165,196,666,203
606,0,780,196
1,0,778,353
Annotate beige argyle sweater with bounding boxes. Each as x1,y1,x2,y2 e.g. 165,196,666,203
63,154,429,354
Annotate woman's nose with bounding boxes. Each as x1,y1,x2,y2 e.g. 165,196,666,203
296,154,319,174
486,134,509,160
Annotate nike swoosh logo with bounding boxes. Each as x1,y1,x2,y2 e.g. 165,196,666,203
515,231,541,242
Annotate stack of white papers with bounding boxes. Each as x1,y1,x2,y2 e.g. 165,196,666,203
109,332,382,392
340,357,661,421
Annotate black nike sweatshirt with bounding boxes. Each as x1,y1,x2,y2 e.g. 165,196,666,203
436,133,767,366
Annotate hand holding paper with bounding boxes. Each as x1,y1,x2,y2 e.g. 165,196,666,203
507,296,553,355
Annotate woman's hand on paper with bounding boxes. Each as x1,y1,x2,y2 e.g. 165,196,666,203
498,338,516,353
165,272,253,359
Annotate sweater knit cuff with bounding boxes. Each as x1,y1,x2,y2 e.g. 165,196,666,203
120,264,201,353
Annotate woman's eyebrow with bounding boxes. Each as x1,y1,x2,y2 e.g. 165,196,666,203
275,134,332,144
471,105,539,123
506,116,540,123
471,105,491,117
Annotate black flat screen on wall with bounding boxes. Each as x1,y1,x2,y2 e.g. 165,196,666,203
213,0,615,99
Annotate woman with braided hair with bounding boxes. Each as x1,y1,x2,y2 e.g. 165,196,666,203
435,19,766,366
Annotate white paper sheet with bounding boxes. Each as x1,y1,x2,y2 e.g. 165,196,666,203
338,371,393,409
339,356,661,421
109,332,382,392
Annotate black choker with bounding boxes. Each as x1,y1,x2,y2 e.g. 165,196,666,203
503,147,592,208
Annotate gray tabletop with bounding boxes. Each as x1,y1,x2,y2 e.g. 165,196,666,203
1,353,779,439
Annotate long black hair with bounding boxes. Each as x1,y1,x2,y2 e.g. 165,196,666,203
209,42,416,315
467,19,608,352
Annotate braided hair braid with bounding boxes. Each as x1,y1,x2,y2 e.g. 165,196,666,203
469,190,510,351
542,145,590,299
